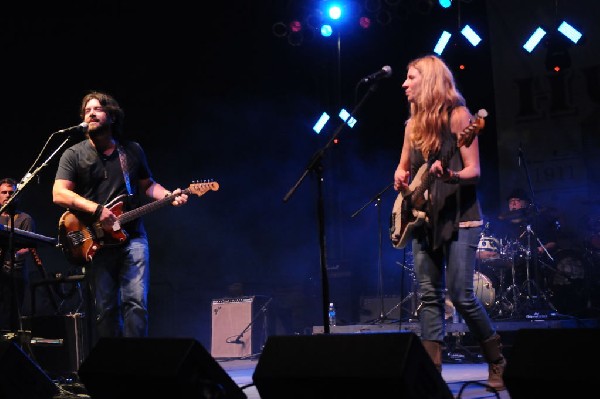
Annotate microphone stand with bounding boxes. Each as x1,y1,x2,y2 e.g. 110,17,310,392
0,133,75,352
226,297,272,356
283,82,382,333
351,182,394,323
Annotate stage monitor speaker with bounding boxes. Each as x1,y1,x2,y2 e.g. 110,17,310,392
211,296,270,359
0,340,58,399
252,332,453,399
78,337,247,399
504,328,598,398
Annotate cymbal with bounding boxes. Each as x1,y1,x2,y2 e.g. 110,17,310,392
497,207,545,222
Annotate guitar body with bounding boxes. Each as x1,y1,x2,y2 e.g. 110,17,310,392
58,204,128,266
390,164,429,249
58,180,219,266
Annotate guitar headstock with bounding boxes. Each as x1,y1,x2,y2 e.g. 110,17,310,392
188,180,220,197
458,108,488,148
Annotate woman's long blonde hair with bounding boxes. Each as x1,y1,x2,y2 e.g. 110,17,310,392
407,55,466,160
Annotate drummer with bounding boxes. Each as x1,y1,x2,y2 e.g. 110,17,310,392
496,188,561,290
498,188,559,257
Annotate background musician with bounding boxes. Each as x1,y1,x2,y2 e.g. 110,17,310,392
0,177,35,333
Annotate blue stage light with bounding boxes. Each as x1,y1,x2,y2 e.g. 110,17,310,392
433,31,452,55
320,24,333,37
327,5,342,20
557,21,582,44
313,113,330,134
338,109,357,128
461,25,481,47
523,27,547,53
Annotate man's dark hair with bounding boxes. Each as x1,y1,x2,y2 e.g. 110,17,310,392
80,91,125,139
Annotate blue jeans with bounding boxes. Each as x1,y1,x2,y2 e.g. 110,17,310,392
88,236,150,338
412,226,496,343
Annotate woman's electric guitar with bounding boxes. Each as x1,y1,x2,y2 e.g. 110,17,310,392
58,180,219,265
390,109,487,249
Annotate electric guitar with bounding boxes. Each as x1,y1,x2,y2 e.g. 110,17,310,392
390,109,487,249
58,181,219,265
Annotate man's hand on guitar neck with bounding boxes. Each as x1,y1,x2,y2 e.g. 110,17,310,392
166,188,188,207
97,205,120,231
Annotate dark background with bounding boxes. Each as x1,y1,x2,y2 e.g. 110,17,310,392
1,0,529,348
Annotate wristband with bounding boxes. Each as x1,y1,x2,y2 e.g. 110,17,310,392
448,170,460,184
93,204,104,220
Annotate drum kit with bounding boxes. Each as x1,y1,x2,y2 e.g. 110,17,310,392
475,214,560,319
392,208,597,321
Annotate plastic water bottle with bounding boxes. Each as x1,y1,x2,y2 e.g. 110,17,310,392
328,302,336,326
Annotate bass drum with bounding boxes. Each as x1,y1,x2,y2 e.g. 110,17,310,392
549,249,589,315
551,249,587,286
445,272,495,319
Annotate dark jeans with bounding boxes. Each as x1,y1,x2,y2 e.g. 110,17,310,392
413,226,496,343
89,236,149,338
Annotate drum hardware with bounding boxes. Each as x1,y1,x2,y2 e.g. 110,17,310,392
515,225,557,316
393,260,420,321
490,254,522,319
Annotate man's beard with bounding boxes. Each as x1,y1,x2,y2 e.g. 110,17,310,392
88,124,110,138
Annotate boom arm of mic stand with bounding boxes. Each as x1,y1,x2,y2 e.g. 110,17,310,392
1,136,73,216
351,182,394,218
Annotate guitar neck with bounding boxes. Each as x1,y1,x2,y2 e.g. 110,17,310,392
118,188,191,225
414,142,460,198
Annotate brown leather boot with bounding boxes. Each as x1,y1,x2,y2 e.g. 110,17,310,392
480,333,506,391
421,340,443,373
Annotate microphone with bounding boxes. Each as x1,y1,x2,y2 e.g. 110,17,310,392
56,122,89,135
360,65,392,84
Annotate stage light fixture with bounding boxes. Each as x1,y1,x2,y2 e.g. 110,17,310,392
359,16,372,29
523,27,547,53
376,10,392,26
288,31,303,46
434,31,452,55
313,112,330,134
461,25,481,47
320,24,333,37
312,108,357,134
289,20,303,33
272,22,287,38
415,0,433,15
327,4,343,20
364,0,381,13
439,0,452,8
557,21,582,44
339,109,357,128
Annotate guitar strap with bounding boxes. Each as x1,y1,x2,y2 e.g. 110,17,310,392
117,143,133,196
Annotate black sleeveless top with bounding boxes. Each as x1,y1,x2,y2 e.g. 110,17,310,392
409,118,482,250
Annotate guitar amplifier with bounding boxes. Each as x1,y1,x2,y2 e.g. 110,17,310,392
22,313,88,379
210,296,270,359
